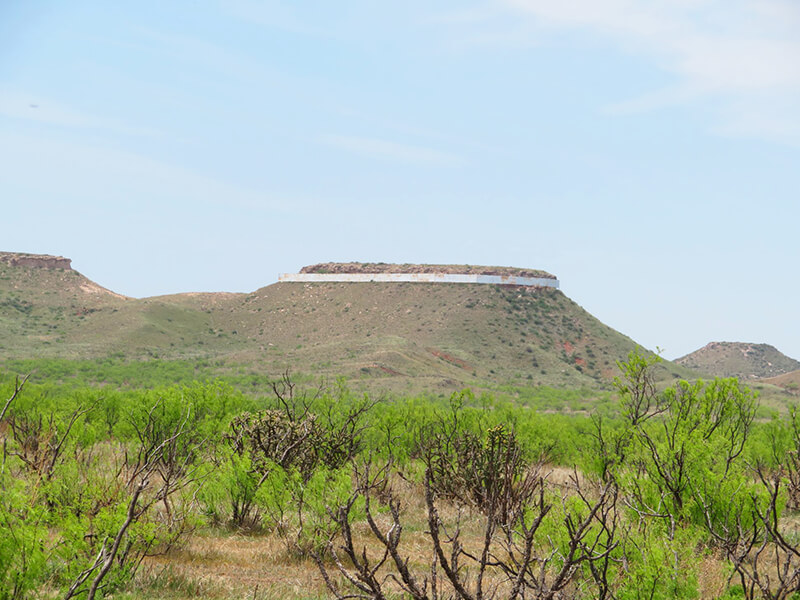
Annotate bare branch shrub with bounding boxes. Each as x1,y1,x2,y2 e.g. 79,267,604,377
0,374,29,423
6,403,93,481
314,445,620,599
62,402,202,600
311,393,622,599
216,374,373,529
702,467,800,600
781,406,800,511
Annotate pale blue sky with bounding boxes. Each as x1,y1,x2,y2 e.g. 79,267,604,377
1,1,798,361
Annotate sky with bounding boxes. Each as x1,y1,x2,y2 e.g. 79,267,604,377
1,1,798,361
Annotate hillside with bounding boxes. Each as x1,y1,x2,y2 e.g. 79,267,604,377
0,257,246,361
194,279,700,390
675,342,800,379
761,370,800,395
0,253,696,392
0,258,126,354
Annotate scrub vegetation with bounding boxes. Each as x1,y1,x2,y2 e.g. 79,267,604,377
3,353,800,599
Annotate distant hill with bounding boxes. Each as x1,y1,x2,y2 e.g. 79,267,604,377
0,254,697,392
675,342,800,379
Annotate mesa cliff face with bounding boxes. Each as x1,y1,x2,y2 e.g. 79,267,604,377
300,262,556,279
0,252,73,270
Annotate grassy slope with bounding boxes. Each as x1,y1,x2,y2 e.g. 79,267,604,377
0,263,697,394
0,263,250,359
0,262,126,354
759,370,800,405
763,370,800,389
206,281,698,390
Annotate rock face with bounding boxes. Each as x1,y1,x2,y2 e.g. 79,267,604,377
300,262,557,280
0,252,72,270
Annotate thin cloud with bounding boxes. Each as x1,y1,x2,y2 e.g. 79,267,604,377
319,134,463,166
503,0,800,143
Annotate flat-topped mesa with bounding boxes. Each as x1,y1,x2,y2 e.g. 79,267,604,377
301,262,556,279
0,252,72,270
281,263,559,288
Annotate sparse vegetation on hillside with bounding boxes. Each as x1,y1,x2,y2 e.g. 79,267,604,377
0,260,697,394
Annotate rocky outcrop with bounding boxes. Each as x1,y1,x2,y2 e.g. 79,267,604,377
0,252,72,270
301,262,556,280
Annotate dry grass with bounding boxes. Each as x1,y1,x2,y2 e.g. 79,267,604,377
131,475,425,599
129,471,602,600
697,552,730,599
117,471,796,600
139,531,330,599
131,472,524,600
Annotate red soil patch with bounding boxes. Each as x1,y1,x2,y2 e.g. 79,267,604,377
368,364,403,376
563,341,574,353
600,368,618,379
429,349,472,371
